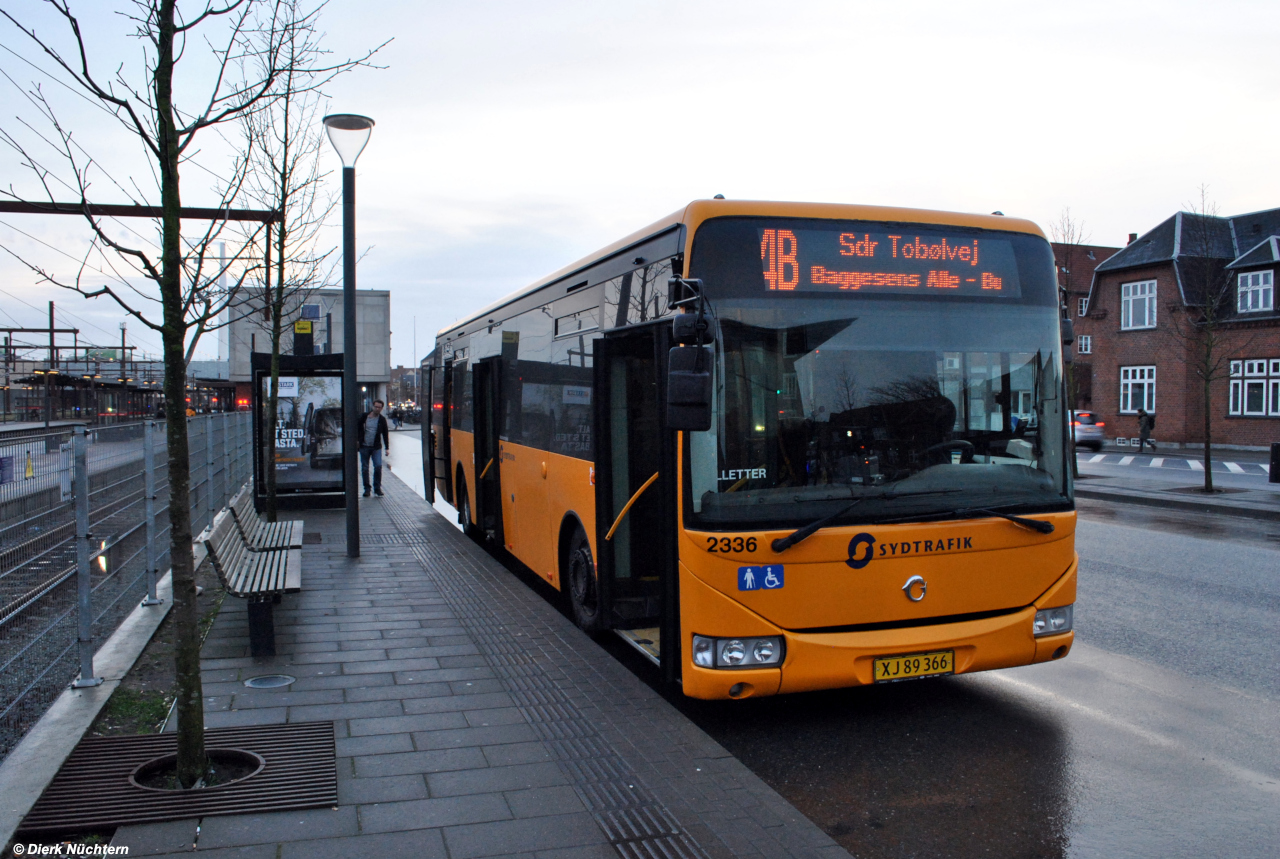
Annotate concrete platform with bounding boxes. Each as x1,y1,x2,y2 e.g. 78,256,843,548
111,473,848,858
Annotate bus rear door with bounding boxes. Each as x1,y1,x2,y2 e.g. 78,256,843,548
472,357,504,543
422,357,436,503
594,326,680,683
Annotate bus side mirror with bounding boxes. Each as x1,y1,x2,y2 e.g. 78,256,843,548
1061,317,1074,364
672,312,710,345
667,346,712,431
668,277,703,310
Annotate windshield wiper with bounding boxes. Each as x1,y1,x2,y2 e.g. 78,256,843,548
956,508,1055,534
770,488,961,553
877,505,1056,534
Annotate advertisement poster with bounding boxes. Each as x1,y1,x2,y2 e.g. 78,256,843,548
261,373,343,491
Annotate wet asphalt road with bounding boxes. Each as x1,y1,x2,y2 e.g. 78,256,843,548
658,501,1280,859
392,431,1280,859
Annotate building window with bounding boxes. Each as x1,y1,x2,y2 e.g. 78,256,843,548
1229,358,1280,416
1077,334,1092,354
1237,271,1274,313
1121,280,1157,330
1078,297,1089,316
1119,365,1155,413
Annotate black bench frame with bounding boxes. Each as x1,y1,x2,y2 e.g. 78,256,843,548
202,509,301,657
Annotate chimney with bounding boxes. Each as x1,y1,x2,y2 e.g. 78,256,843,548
1128,233,1138,245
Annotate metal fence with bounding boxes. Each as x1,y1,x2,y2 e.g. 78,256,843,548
0,413,253,762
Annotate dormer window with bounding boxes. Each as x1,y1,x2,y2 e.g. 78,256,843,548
1238,271,1273,313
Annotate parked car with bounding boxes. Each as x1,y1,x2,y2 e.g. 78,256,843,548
1071,410,1105,451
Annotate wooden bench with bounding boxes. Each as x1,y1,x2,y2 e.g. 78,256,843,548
202,510,301,657
228,484,303,551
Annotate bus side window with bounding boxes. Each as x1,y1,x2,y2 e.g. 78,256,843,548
451,361,473,432
604,259,675,328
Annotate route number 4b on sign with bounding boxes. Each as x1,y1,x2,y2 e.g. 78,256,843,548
739,565,784,591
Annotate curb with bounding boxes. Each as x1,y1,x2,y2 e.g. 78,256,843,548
1075,486,1280,522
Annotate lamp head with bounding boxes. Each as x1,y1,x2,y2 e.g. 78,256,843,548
323,114,375,167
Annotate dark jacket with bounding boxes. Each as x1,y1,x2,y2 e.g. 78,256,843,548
357,411,390,450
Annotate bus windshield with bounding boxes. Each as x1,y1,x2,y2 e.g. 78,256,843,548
685,217,1069,530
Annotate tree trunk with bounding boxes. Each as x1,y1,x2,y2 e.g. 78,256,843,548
1203,374,1214,493
156,0,206,789
264,99,292,526
266,298,282,523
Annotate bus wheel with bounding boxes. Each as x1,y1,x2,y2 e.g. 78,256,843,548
566,529,602,633
458,475,477,537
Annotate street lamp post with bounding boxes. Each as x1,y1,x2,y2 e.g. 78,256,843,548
323,113,375,559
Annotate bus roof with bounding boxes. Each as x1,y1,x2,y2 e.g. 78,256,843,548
438,200,1046,337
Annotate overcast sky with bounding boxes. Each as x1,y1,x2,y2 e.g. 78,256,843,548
1,0,1277,369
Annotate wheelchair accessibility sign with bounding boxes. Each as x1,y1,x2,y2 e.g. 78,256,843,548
738,565,784,591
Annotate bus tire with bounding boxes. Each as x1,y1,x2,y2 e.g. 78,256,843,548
457,472,478,538
566,528,602,633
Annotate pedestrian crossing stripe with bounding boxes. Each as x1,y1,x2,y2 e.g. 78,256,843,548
1075,452,1269,475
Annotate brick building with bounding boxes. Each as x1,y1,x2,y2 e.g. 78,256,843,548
1051,239,1122,411
1079,207,1280,449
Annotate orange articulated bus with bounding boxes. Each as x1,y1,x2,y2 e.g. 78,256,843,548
421,200,1077,700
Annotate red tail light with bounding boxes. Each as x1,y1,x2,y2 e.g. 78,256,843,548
1096,421,1105,427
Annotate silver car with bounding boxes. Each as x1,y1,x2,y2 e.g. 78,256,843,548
1072,410,1105,452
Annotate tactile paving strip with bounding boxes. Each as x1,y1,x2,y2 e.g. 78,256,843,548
381,484,709,859
18,722,336,835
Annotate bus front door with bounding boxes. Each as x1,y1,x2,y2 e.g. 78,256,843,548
472,357,504,543
594,326,679,683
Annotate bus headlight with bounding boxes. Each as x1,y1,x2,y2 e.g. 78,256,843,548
721,642,747,670
1033,605,1073,637
752,639,776,662
693,636,715,667
692,635,784,669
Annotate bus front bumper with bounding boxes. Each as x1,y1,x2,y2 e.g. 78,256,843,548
776,608,1071,695
679,561,1075,700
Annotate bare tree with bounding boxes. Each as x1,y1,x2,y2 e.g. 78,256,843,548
0,0,380,788
1050,207,1092,297
242,0,358,523
1164,187,1251,492
1050,207,1091,477
832,360,859,413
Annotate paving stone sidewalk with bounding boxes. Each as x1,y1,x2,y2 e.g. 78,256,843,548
1074,472,1280,521
110,473,848,859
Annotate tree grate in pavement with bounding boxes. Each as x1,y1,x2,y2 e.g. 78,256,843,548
380,482,710,859
17,721,337,835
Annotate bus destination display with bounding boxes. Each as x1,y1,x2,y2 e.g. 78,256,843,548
759,225,1022,297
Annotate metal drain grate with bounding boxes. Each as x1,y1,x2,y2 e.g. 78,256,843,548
18,722,336,835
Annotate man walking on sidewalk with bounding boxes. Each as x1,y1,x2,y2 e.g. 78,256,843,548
358,400,390,497
1137,407,1157,453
